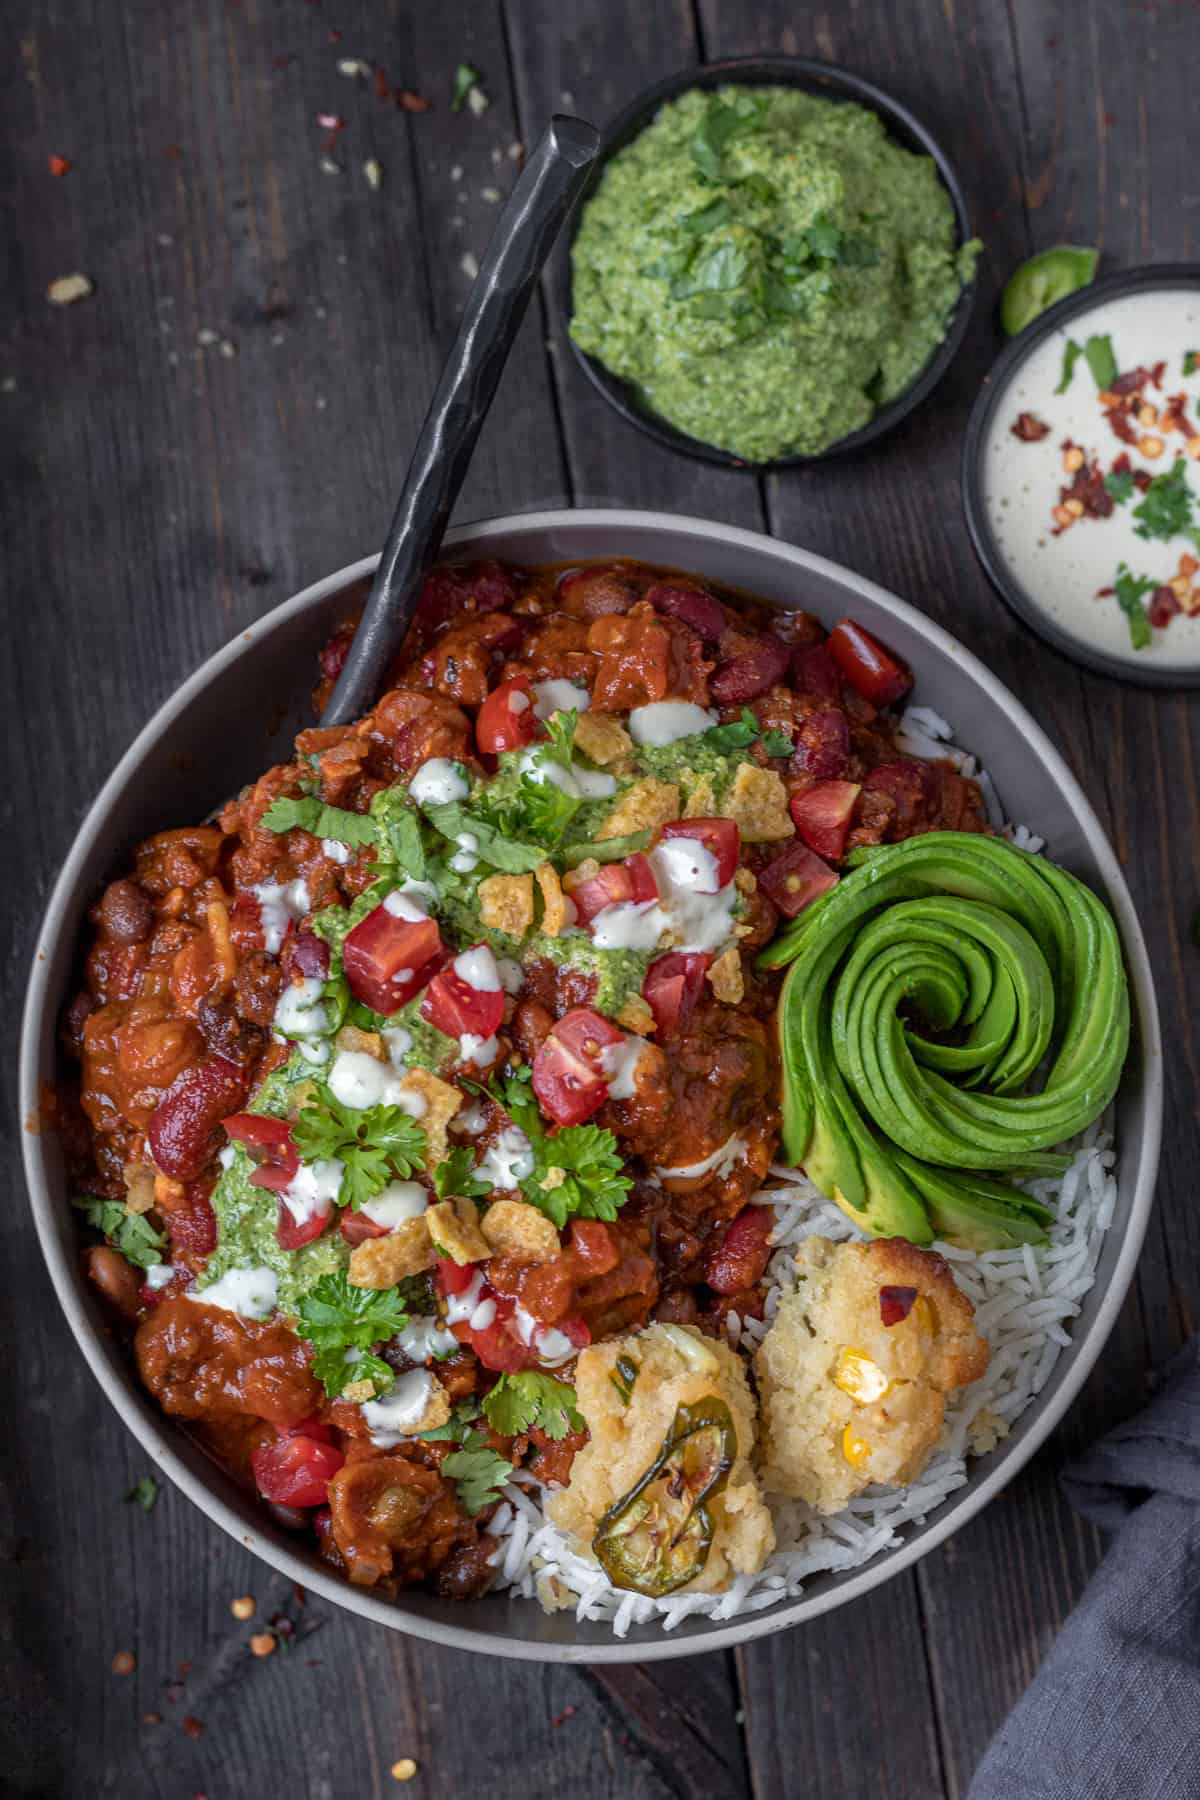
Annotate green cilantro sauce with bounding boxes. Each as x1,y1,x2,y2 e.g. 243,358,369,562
570,86,978,462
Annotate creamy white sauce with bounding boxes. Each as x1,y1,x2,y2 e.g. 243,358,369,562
459,1032,499,1067
443,1270,486,1325
279,1158,342,1226
469,1296,497,1331
218,1144,237,1171
454,944,502,991
533,678,591,718
395,1316,459,1361
322,838,353,865
327,1048,425,1116
450,831,480,873
189,1264,278,1319
590,898,667,951
656,1133,746,1182
362,1370,435,1446
510,689,531,713
361,1180,427,1228
513,1306,575,1367
453,1100,488,1136
295,1038,331,1066
476,1126,535,1190
250,878,311,954
982,288,1200,670
381,1025,413,1068
627,700,717,745
143,1263,178,1291
518,748,616,801
602,1034,649,1100
648,839,737,954
274,976,328,1039
495,956,524,996
409,758,469,806
383,889,428,923
393,877,439,910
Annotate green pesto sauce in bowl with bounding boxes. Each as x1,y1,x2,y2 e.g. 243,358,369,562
570,86,978,462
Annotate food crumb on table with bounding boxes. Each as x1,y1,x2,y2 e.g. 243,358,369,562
249,1631,276,1658
230,1595,255,1620
391,1759,418,1782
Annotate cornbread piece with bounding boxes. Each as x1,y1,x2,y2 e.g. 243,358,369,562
548,1322,774,1595
755,1237,988,1512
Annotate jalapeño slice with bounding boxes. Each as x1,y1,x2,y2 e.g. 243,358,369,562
592,1398,736,1596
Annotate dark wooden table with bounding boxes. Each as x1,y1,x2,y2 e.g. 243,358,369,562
4,2,1199,1794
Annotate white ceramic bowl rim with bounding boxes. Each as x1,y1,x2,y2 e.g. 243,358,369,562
20,509,1161,1662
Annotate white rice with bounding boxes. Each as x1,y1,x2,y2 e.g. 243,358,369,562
489,1127,1117,1635
485,731,1104,1632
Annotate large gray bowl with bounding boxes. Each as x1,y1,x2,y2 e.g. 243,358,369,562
20,509,1161,1662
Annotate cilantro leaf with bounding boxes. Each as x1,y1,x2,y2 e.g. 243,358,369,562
432,1145,491,1201
296,1269,409,1398
532,1124,633,1227
1132,458,1195,542
1185,350,1198,377
509,775,581,848
418,1400,483,1442
368,789,426,880
72,1197,168,1271
482,1373,583,1440
292,1086,428,1210
1083,333,1118,390
125,1476,160,1513
261,795,379,849
342,1350,395,1398
450,62,481,111
701,707,760,753
422,800,545,874
541,709,578,768
679,197,732,235
1104,468,1135,505
689,95,766,181
671,239,750,301
761,728,794,758
442,1446,513,1515
1112,564,1155,651
1056,339,1082,394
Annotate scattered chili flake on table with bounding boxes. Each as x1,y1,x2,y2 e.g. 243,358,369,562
48,154,72,176
182,1715,205,1740
230,1595,255,1620
111,1650,136,1676
397,90,430,112
1011,410,1050,441
143,1712,162,1727
249,1631,276,1658
551,1704,578,1727
391,1760,418,1783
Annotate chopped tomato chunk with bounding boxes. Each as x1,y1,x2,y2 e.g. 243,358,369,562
475,675,538,755
789,780,863,861
222,1113,299,1193
276,1188,335,1252
642,951,712,1037
757,841,839,918
657,817,739,888
421,945,505,1040
342,899,443,1016
826,619,913,707
338,1209,388,1247
252,1434,345,1508
571,852,658,927
532,1005,624,1126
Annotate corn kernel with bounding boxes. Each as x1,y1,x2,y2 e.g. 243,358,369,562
911,1295,937,1335
834,1347,891,1404
842,1424,872,1469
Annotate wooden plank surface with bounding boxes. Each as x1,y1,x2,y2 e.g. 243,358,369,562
3,1,1198,1796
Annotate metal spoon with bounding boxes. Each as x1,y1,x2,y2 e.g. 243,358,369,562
322,113,600,728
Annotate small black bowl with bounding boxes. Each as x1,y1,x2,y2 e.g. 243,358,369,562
961,262,1200,689
561,55,976,472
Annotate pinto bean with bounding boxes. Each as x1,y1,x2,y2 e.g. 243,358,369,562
98,879,154,945
84,1245,142,1321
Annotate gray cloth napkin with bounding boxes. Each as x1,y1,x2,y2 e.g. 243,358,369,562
968,1338,1200,1800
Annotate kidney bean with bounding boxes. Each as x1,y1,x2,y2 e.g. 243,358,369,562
510,998,555,1063
286,930,331,982
556,565,639,619
98,879,154,945
703,1206,774,1295
167,1187,219,1258
83,1244,143,1321
644,581,728,642
792,643,843,699
710,633,790,703
148,1055,250,1180
792,707,850,779
319,622,356,683
62,989,97,1054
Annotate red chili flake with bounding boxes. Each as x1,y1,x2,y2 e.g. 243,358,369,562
1149,585,1180,628
177,1660,193,1677
317,112,345,131
293,1583,307,1607
552,1705,578,1728
396,89,430,113
48,154,72,176
1111,451,1132,474
1056,457,1115,527
879,1285,918,1327
373,66,391,101
1095,586,1115,598
1133,468,1153,492
1011,411,1050,442
182,1715,205,1740
1110,368,1149,397
1105,405,1139,446
164,1681,185,1705
328,27,342,41
1151,360,1166,388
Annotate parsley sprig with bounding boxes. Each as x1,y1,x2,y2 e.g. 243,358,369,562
292,1086,427,1211
433,1145,492,1202
701,706,792,759
262,795,379,848
441,1446,514,1515
482,1373,583,1440
496,1069,632,1229
72,1197,167,1271
295,1269,409,1399
1132,457,1200,546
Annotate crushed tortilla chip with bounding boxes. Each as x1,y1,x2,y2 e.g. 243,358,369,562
153,1173,185,1211
536,861,575,936
734,867,757,895
598,777,680,840
721,763,794,842
123,1163,157,1216
683,772,717,818
574,712,633,767
349,1217,435,1287
342,1377,378,1404
616,993,657,1034
398,1068,461,1165
562,856,600,894
427,1197,490,1264
707,945,745,1004
479,872,535,939
334,1024,384,1058
480,1198,561,1263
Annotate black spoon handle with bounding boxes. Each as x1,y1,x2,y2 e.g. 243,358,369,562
322,113,600,728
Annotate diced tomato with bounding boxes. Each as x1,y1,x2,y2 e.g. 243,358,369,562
285,1414,336,1444
704,1206,774,1295
792,642,843,698
757,841,839,919
342,899,443,1015
276,1189,334,1252
657,817,739,889
642,951,712,1037
789,780,863,861
464,1317,540,1373
223,1113,300,1193
251,1434,345,1508
554,1314,591,1352
338,1208,388,1247
475,675,539,755
420,945,505,1040
826,619,913,707
435,1259,479,1298
571,852,659,927
532,1005,625,1126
